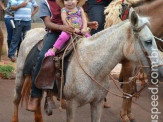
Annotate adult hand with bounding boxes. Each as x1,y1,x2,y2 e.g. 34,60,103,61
81,28,87,35
88,21,98,30
60,25,74,34
21,0,30,7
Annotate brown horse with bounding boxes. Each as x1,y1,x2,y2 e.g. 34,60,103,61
105,0,163,122
135,0,163,49
122,1,163,122
0,27,4,61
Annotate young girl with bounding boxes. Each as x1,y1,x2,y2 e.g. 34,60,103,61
45,0,90,57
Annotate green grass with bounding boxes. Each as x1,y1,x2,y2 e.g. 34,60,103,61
0,65,14,79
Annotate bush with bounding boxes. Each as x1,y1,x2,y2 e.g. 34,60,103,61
0,65,15,79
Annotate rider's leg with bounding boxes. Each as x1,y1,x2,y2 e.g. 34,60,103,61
27,32,61,112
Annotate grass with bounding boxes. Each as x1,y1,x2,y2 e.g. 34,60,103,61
0,65,14,79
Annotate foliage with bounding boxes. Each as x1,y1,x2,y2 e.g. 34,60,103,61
0,65,14,79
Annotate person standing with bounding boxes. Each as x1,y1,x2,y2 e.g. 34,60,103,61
0,0,14,52
8,0,39,62
87,0,112,35
87,0,112,108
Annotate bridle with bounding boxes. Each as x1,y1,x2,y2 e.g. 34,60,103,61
132,22,152,69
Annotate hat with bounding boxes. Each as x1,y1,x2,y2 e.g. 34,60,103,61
56,0,86,8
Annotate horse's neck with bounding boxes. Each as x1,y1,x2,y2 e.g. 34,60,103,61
135,0,163,15
76,23,128,78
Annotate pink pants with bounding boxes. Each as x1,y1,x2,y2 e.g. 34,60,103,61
53,31,90,50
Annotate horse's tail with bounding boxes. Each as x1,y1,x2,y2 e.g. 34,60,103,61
20,75,31,107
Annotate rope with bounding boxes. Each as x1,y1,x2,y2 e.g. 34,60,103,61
71,35,129,99
154,36,163,42
59,36,76,111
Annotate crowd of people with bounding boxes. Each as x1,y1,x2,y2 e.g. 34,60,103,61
0,0,112,113
0,0,38,62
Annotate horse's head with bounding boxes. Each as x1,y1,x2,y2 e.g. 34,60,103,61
123,8,163,82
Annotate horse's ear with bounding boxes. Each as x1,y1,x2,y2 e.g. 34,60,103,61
129,7,139,27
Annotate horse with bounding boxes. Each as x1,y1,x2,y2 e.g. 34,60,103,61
0,27,4,61
12,9,163,122
104,0,163,121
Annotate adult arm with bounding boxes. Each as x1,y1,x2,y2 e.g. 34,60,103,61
31,0,39,17
43,16,74,34
31,6,39,17
10,0,29,11
39,1,74,34
0,1,5,10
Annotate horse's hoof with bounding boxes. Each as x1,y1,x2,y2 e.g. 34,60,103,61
44,107,53,116
44,96,56,116
130,119,136,122
11,117,18,122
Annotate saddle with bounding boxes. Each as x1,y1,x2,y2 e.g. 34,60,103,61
35,35,81,96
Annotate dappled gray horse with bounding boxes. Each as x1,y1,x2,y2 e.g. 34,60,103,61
12,9,162,122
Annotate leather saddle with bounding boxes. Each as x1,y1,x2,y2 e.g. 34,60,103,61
35,35,81,92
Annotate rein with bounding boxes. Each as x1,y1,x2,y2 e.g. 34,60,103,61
154,36,163,42
59,22,156,109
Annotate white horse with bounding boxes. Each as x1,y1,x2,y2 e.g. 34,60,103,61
12,9,162,122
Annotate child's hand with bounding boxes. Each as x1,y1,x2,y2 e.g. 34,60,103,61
74,28,80,33
45,49,55,57
81,28,87,35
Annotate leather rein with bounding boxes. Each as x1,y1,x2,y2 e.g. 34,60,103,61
59,22,153,108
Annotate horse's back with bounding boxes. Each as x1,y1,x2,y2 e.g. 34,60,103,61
16,28,46,82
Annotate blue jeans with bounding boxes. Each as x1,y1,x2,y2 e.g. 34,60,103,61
8,20,31,58
87,4,108,35
31,32,61,98
4,17,14,48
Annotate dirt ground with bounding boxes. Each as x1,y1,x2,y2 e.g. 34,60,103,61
0,22,163,122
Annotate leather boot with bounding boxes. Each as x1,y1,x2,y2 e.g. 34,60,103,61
26,97,41,112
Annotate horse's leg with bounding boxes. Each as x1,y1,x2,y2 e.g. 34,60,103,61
34,105,44,122
90,100,104,122
120,62,136,122
12,75,26,122
127,99,135,122
66,100,78,122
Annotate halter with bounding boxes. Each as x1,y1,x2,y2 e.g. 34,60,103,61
133,22,151,69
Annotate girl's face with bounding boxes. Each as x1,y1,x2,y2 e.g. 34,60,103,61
64,0,78,9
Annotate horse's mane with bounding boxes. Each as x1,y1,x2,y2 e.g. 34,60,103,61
104,0,153,28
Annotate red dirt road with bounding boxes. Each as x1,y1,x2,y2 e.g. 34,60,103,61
0,78,163,122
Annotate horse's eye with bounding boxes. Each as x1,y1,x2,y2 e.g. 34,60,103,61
144,40,152,45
